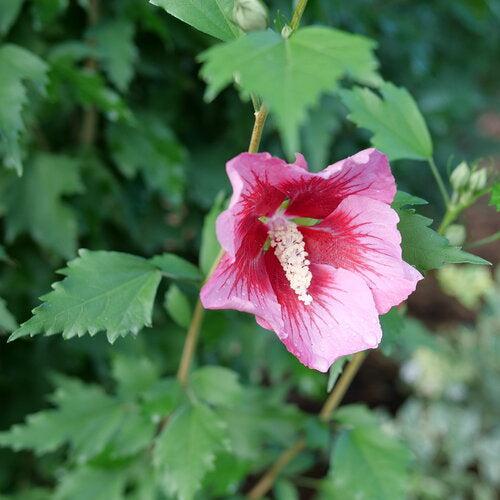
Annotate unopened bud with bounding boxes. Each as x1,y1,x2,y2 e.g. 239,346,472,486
445,224,466,246
233,0,268,32
450,162,470,192
468,167,488,192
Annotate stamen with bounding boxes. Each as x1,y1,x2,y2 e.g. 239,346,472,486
268,218,313,305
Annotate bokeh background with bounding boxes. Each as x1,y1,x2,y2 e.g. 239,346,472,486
0,0,499,498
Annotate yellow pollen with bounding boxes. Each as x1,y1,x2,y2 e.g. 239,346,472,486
269,219,313,305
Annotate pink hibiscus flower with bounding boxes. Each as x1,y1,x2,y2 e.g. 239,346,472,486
200,149,423,372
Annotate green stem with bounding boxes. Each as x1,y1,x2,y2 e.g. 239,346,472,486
466,231,500,249
290,0,309,30
428,157,450,207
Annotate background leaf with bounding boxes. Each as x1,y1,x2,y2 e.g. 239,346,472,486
164,284,192,328
1,153,83,258
0,0,25,35
0,297,17,333
92,18,138,91
0,44,48,174
199,192,225,276
150,253,201,281
154,402,228,500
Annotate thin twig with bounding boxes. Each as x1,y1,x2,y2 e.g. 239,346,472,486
80,0,99,147
428,157,450,207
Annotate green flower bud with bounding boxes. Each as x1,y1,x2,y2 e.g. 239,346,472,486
450,161,470,192
233,0,268,32
445,224,466,246
468,167,488,192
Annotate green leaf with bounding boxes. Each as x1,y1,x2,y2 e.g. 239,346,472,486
392,191,428,209
327,356,350,392
154,402,229,500
107,116,185,204
0,44,48,174
150,253,201,281
489,182,500,211
150,0,240,41
191,366,242,408
32,0,69,29
164,285,192,329
55,466,128,500
327,407,411,500
275,479,300,500
92,19,138,91
0,297,17,333
1,153,83,258
50,57,131,120
10,250,162,343
334,404,380,428
200,27,379,156
0,0,25,35
0,244,9,262
398,209,490,271
112,354,159,398
0,377,124,461
200,192,225,276
341,82,433,161
380,307,405,355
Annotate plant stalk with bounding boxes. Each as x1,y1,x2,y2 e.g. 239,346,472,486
247,352,367,498
290,0,309,30
428,157,450,208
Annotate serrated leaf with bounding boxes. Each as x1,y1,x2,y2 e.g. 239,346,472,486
1,153,83,258
0,377,124,461
10,250,162,343
107,116,185,204
55,466,128,500
164,285,192,328
191,366,242,407
0,297,17,333
380,307,405,355
200,27,379,156
392,191,428,209
92,19,138,91
341,82,433,161
490,182,500,211
150,253,201,281
154,402,229,500
200,192,225,276
0,44,48,174
50,58,131,120
327,408,411,500
398,209,490,271
150,0,240,41
0,0,25,35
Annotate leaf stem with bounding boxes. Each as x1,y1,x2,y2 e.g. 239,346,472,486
290,0,309,31
248,106,268,153
466,231,500,249
247,351,367,499
428,157,450,207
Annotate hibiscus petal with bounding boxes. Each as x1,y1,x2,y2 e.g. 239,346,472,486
264,254,381,372
216,152,305,259
301,195,423,314
200,253,283,331
283,148,396,219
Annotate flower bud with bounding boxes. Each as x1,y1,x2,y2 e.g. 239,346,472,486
445,224,466,246
233,0,268,32
468,167,488,192
450,161,470,192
